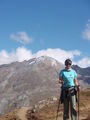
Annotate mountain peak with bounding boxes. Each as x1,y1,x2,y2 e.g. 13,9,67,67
0,56,90,115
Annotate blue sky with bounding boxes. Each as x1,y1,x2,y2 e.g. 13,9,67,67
0,0,90,67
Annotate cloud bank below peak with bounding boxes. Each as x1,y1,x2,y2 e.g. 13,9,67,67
0,47,90,68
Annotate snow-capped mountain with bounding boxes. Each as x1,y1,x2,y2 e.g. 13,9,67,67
0,56,90,115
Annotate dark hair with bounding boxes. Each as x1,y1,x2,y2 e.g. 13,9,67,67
65,59,72,66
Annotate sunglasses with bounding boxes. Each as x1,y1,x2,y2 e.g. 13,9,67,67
66,63,72,66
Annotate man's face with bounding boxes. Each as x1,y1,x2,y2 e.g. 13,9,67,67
66,63,72,69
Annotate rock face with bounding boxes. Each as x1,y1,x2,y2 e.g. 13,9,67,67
0,56,64,115
72,65,90,88
0,56,90,115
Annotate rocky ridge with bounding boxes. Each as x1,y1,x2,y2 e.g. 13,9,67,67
0,56,90,115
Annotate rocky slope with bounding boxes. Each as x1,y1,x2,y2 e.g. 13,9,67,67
0,88,90,120
0,56,64,115
72,65,90,88
0,56,90,115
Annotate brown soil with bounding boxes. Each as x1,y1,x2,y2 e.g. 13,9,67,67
0,89,90,120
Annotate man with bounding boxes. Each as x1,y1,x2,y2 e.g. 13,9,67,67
59,59,79,120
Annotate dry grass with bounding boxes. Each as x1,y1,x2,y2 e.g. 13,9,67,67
0,110,21,120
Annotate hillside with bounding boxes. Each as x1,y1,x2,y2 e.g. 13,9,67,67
0,56,90,115
0,88,90,120
0,56,64,115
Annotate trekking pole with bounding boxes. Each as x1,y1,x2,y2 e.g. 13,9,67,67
77,86,80,120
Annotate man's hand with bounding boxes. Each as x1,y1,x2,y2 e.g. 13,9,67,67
59,80,64,84
77,85,80,91
59,76,64,85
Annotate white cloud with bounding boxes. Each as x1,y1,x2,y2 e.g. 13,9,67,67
83,19,90,40
16,47,33,62
34,48,81,64
10,32,33,44
0,47,81,66
0,47,90,68
76,57,90,68
0,47,33,65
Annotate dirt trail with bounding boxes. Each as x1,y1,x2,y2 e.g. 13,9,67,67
17,107,30,120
